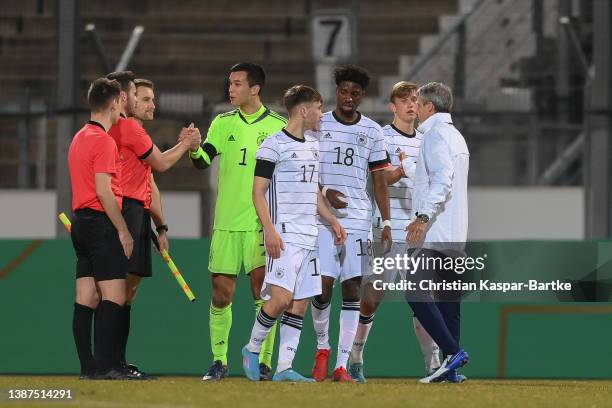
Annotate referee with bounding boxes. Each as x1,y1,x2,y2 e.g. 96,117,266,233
106,71,201,379
68,78,136,380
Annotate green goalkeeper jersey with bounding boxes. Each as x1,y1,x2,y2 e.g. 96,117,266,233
190,104,287,231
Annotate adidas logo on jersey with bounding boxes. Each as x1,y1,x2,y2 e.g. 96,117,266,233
228,135,236,141
291,152,298,159
324,132,332,139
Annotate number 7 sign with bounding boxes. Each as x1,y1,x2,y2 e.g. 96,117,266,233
311,11,356,62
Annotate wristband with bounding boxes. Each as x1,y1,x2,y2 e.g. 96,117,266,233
189,146,204,159
382,219,391,228
156,224,169,233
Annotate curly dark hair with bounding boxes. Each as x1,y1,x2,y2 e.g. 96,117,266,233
334,65,370,90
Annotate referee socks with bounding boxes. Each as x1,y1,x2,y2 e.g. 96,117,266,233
72,303,96,374
118,305,131,366
94,300,123,373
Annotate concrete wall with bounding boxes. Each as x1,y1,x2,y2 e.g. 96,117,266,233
468,187,584,240
0,190,201,238
0,187,583,239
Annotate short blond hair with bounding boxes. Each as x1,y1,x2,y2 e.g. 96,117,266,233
389,81,418,103
135,78,154,90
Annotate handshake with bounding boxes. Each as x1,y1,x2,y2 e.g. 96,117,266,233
178,123,202,151
399,151,417,180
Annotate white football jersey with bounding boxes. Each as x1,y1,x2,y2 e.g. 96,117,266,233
256,129,320,250
317,111,389,234
372,124,423,242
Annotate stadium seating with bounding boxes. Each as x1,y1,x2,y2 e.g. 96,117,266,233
0,0,458,190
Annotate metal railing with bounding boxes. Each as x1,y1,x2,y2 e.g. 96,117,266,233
391,0,586,186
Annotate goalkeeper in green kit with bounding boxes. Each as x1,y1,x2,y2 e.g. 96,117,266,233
189,63,287,381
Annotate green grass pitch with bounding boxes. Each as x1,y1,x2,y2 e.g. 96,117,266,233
1,376,612,408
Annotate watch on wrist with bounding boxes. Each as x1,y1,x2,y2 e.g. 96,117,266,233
416,213,430,224
156,224,169,233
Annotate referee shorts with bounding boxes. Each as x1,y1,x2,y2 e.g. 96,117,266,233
71,208,129,281
122,197,153,278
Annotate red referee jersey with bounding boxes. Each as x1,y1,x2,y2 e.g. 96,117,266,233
68,121,123,212
108,116,154,209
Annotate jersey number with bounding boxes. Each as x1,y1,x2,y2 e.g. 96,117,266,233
356,238,372,257
333,147,355,166
239,148,247,166
310,257,319,276
301,164,316,182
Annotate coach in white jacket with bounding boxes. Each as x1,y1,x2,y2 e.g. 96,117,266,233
406,83,469,251
404,82,470,384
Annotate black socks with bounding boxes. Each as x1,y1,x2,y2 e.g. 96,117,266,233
72,303,96,374
118,305,131,366
94,300,123,373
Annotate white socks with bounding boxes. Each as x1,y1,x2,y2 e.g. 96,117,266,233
350,313,374,364
413,316,441,373
276,312,303,373
247,308,277,353
336,300,360,369
311,297,331,350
